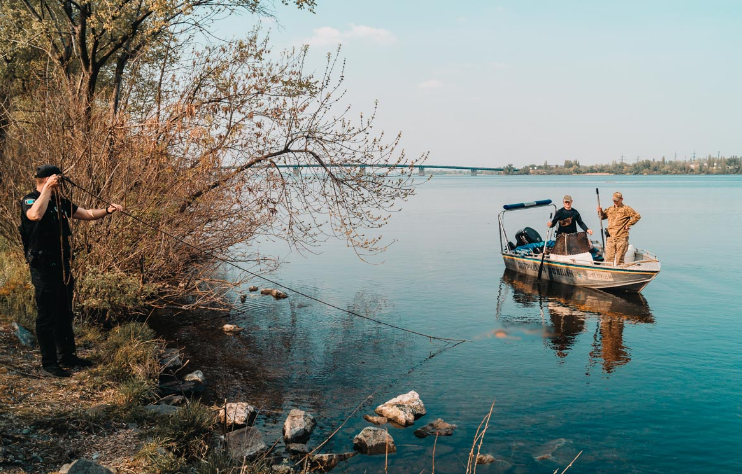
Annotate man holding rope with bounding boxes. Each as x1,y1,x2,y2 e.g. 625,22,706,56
19,165,124,377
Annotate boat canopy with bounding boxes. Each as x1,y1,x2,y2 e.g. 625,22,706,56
502,199,552,211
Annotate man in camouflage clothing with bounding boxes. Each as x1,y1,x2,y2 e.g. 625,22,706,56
597,191,641,265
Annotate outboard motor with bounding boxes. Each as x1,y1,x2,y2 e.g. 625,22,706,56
514,227,543,247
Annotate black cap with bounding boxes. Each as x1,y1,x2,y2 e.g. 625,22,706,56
35,165,62,178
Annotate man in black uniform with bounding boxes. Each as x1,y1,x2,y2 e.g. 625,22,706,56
20,165,123,377
547,195,593,237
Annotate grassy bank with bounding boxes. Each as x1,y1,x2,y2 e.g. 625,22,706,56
0,237,268,473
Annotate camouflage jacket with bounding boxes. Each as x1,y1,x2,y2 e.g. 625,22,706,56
599,204,641,239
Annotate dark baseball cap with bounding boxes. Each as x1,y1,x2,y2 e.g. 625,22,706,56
35,164,62,178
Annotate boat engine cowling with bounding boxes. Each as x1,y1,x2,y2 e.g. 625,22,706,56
514,227,543,247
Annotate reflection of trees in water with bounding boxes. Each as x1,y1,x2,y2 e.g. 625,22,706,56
151,287,412,416
498,270,654,374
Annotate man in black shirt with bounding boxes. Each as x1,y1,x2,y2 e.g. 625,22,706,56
20,165,123,377
547,195,593,237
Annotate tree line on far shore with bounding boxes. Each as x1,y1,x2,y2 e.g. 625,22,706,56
499,156,742,175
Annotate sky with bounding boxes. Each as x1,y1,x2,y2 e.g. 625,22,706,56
215,0,742,167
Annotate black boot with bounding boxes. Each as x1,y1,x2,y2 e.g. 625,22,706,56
42,365,72,377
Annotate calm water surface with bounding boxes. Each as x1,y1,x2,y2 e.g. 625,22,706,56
158,175,742,473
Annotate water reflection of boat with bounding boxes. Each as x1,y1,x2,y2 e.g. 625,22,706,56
498,269,654,373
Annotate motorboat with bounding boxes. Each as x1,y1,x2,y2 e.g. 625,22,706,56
498,199,660,292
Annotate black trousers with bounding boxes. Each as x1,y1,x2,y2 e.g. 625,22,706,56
29,261,76,368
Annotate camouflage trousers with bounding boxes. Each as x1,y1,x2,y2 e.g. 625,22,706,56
605,236,629,265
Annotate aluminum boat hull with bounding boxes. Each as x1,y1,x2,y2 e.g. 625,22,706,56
501,252,661,292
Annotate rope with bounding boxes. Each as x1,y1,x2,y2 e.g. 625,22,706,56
62,177,467,343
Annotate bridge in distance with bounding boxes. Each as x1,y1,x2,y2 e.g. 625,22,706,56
273,164,513,176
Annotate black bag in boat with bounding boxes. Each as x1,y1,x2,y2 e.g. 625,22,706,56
552,232,592,255
514,227,542,247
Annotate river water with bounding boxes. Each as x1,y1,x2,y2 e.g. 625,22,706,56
155,175,742,473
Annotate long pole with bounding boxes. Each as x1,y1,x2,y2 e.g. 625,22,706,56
538,213,552,281
596,188,606,252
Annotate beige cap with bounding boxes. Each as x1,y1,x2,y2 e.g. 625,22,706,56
613,191,623,201
563,195,572,202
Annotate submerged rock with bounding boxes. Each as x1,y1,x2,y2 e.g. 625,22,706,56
285,443,309,455
283,409,316,443
240,294,247,303
534,438,571,461
159,348,183,372
222,324,243,333
249,286,259,292
363,414,388,425
226,427,268,461
308,452,358,472
413,418,457,438
218,402,257,428
12,322,36,347
374,391,426,427
353,427,396,455
476,454,496,465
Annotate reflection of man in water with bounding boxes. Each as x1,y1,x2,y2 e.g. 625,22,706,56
590,318,630,373
548,195,593,237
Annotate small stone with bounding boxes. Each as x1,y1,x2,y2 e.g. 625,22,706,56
308,452,357,472
249,286,259,292
183,370,206,384
352,427,396,455
159,348,183,372
363,414,388,425
142,405,180,416
226,427,267,461
240,294,247,303
12,322,36,347
283,409,316,443
285,443,308,455
413,418,457,438
223,324,243,333
271,464,293,474
260,288,274,295
218,402,257,428
156,394,187,406
62,458,115,473
374,391,426,427
476,454,496,465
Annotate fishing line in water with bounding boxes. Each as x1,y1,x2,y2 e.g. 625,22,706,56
62,177,468,343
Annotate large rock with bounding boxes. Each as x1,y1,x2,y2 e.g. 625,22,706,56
12,322,36,347
413,418,457,438
226,427,268,461
283,409,316,443
308,452,357,472
374,391,426,427
218,402,257,428
59,459,114,474
352,427,396,455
